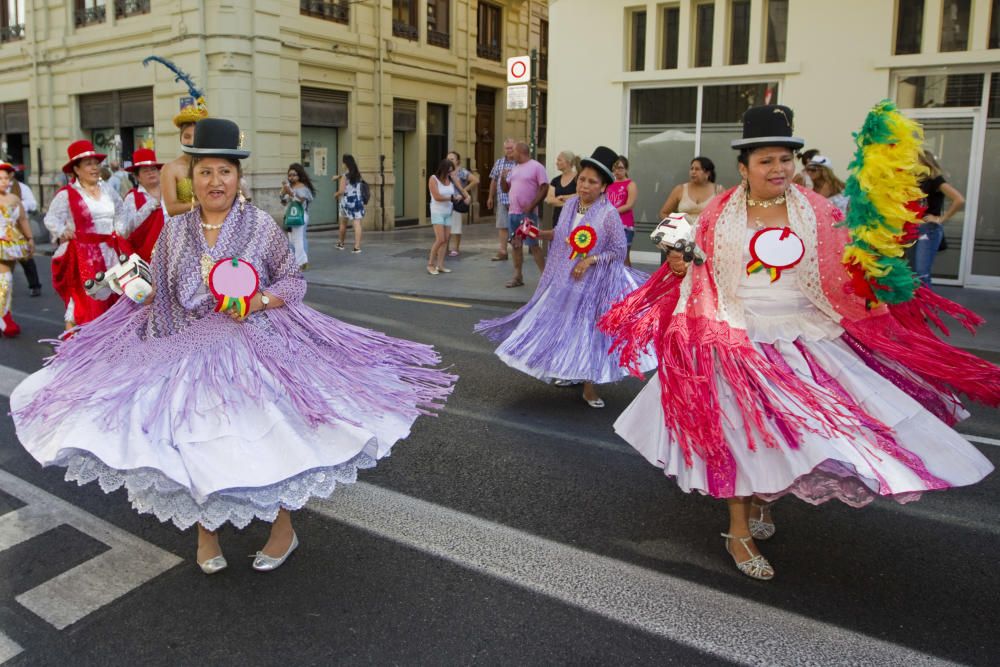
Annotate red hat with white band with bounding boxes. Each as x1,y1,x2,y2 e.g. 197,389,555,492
0,162,16,174
125,148,164,172
62,140,107,174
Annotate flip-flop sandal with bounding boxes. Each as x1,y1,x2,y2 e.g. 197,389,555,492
491,254,509,261
505,278,524,288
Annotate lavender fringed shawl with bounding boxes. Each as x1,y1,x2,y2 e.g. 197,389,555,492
475,195,649,381
16,201,454,433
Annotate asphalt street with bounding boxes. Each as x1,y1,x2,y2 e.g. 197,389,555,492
1,260,999,666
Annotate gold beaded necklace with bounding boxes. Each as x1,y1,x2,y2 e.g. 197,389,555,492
746,192,787,208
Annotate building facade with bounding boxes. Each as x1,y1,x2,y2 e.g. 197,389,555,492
0,0,549,228
547,0,1000,287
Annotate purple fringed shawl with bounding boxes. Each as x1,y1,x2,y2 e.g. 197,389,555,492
16,201,454,433
474,195,649,381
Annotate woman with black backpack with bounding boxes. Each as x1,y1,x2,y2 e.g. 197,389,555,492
335,154,366,254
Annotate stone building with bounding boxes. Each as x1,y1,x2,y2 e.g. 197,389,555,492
0,0,549,227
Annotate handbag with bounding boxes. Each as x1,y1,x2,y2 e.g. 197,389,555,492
451,196,469,214
284,200,305,228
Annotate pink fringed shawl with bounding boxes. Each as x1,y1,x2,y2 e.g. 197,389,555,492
601,185,1000,496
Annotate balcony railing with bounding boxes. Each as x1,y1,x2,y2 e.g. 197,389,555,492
75,5,107,27
300,0,349,24
0,23,25,43
428,29,450,48
392,20,418,41
115,0,151,19
477,42,501,61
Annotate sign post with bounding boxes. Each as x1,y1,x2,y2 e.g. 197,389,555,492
506,55,537,155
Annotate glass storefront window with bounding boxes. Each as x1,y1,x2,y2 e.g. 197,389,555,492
973,73,1000,277
896,73,983,108
626,82,779,253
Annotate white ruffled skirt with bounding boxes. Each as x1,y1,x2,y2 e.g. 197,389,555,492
614,276,993,504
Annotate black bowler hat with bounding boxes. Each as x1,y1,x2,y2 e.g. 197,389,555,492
731,105,804,150
182,118,251,159
579,146,618,184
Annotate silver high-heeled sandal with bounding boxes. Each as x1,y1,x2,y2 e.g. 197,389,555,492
722,533,774,581
749,501,776,541
252,532,299,572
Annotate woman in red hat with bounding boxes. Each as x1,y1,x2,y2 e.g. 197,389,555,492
44,140,127,330
120,148,164,262
0,161,35,336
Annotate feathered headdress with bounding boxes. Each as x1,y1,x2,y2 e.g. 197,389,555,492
143,55,210,128
841,100,926,306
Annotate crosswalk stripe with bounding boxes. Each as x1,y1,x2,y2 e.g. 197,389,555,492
0,504,62,551
311,483,956,666
0,632,23,663
0,469,182,631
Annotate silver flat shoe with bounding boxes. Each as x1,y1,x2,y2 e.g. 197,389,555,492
252,532,299,572
722,533,774,581
198,555,228,575
749,501,776,541
583,394,605,408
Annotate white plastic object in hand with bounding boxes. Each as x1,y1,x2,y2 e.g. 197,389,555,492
84,253,154,304
650,213,705,264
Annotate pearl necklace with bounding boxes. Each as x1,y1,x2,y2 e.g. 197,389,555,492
746,192,787,208
201,221,224,230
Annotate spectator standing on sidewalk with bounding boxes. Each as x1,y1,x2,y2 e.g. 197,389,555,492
427,159,471,275
335,154,365,254
280,163,315,270
545,150,578,219
792,148,819,188
447,150,479,257
605,156,638,266
805,155,848,214
502,142,549,288
912,149,965,288
6,171,42,296
487,139,517,261
659,156,725,226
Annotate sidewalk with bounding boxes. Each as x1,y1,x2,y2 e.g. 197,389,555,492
303,218,660,307
303,219,1000,353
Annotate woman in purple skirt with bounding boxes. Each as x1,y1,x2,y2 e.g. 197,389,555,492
475,147,654,408
11,119,454,574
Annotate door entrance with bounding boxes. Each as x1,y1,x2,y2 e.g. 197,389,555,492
905,111,980,286
895,70,1000,287
426,103,449,219
301,126,339,227
475,87,496,212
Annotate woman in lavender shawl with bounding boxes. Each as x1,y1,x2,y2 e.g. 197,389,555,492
475,147,654,408
11,119,454,574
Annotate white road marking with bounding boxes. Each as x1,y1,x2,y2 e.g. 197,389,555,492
0,365,27,397
962,433,1000,447
442,405,633,455
0,632,22,663
0,469,182,630
311,483,958,666
389,294,472,309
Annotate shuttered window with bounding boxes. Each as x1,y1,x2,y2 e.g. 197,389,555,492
301,87,349,127
79,88,152,129
393,99,417,131
0,101,29,134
